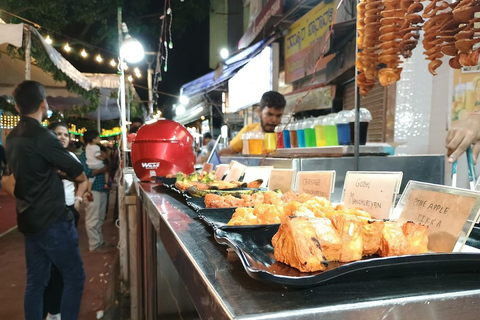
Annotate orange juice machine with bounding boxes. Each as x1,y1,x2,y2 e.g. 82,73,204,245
131,119,196,181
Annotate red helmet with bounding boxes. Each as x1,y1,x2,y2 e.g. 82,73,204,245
131,119,195,181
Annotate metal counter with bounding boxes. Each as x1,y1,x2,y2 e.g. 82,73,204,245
221,155,445,202
138,183,480,320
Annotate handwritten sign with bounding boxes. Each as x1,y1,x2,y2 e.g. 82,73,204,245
243,166,274,188
397,189,476,253
224,161,247,182
215,164,230,180
269,169,296,192
296,171,335,200
342,171,403,220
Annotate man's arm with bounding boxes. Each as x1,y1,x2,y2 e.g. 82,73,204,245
40,132,84,180
2,174,15,198
218,145,239,156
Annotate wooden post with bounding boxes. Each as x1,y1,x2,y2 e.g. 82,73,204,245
117,180,129,289
127,195,139,320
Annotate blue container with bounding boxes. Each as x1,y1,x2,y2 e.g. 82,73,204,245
337,123,351,145
297,129,306,148
283,129,291,148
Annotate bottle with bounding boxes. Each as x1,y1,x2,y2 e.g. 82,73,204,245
297,120,306,148
289,122,298,148
304,118,316,147
335,110,354,145
275,125,284,149
349,108,372,145
324,113,339,146
283,124,291,148
315,116,326,147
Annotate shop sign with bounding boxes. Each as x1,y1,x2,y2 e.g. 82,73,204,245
296,171,335,200
284,0,336,83
341,171,403,220
238,0,283,49
393,181,480,253
269,169,296,193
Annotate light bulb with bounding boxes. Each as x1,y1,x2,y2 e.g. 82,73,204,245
45,35,52,44
110,59,117,67
127,75,133,82
64,43,71,52
220,48,229,59
80,49,88,58
96,54,103,63
169,41,173,49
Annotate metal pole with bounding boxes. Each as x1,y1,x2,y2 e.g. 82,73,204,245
353,2,360,171
97,98,102,133
24,25,31,80
147,62,154,117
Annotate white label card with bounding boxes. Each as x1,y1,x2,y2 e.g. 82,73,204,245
243,166,274,188
224,161,247,182
341,171,403,220
296,171,335,200
269,169,296,192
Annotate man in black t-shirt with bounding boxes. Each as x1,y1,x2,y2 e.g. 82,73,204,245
6,81,87,320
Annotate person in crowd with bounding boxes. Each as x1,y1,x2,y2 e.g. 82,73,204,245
197,132,217,163
6,80,86,320
129,117,144,134
43,122,89,320
446,114,480,163
0,144,6,176
79,131,112,253
84,130,110,190
218,91,286,155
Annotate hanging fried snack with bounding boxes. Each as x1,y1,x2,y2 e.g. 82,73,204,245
402,221,429,254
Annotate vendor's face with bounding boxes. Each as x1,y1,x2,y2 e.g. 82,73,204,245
259,107,284,132
54,126,69,148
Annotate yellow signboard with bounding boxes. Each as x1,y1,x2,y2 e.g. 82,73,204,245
284,0,336,83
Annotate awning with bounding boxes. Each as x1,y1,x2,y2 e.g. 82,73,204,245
180,38,272,98
173,95,210,125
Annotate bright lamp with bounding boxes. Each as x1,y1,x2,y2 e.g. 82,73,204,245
121,35,145,63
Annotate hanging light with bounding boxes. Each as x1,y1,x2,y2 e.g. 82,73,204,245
220,48,229,59
96,54,103,63
134,67,142,78
64,43,71,52
179,95,189,105
120,23,145,63
45,35,53,45
80,49,88,58
127,75,133,82
110,59,117,67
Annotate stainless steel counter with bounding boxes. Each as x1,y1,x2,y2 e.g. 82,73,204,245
139,183,480,320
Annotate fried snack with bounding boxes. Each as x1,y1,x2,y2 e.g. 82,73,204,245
246,179,263,188
272,216,330,272
330,215,364,262
361,220,385,256
228,207,256,226
402,221,429,254
378,221,410,257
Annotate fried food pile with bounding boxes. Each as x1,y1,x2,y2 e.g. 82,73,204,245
174,171,263,191
227,193,371,225
205,190,312,208
356,0,480,95
272,216,428,272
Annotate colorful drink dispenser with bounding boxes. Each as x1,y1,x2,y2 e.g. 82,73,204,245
264,133,277,153
349,108,372,145
289,122,298,148
297,120,306,148
248,132,264,155
336,110,354,145
275,125,284,149
283,124,291,148
315,116,326,146
304,118,317,147
324,113,339,146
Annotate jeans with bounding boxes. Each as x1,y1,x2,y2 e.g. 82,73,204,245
85,190,108,251
24,220,85,320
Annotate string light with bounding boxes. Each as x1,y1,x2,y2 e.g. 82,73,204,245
64,43,71,52
110,59,117,67
80,49,88,58
134,67,142,78
127,75,134,82
95,54,103,63
45,35,52,44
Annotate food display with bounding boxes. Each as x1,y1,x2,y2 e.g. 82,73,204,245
173,171,263,191
356,0,480,95
272,216,428,272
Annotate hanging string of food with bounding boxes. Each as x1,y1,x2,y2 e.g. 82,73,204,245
356,0,480,96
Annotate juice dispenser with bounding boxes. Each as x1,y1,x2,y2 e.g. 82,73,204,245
324,113,339,146
297,120,306,148
315,116,326,147
131,119,196,181
336,110,354,145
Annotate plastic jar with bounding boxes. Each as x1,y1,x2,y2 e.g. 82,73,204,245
304,118,316,147
289,122,298,148
297,120,306,148
242,132,250,155
349,108,372,145
336,110,354,145
314,116,326,147
248,131,264,155
275,125,284,149
324,113,339,146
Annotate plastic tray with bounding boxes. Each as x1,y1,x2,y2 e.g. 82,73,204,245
214,225,480,287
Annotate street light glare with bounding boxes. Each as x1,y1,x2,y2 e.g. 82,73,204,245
220,48,229,59
176,105,186,116
121,35,145,63
179,95,189,105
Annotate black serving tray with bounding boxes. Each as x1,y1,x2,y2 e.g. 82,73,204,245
154,177,177,185
186,197,206,212
197,208,237,228
214,225,480,287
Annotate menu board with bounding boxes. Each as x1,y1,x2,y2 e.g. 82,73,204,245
269,169,296,192
393,181,480,253
341,171,403,219
296,171,335,200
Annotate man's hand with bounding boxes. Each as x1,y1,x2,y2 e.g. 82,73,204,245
446,115,480,163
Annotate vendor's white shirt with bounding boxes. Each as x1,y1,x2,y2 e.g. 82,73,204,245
64,151,81,206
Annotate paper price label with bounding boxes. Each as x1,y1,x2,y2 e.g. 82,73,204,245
243,166,274,188
296,171,335,200
397,188,476,253
342,171,403,220
269,169,296,192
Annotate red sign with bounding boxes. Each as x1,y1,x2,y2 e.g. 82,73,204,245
238,0,283,49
